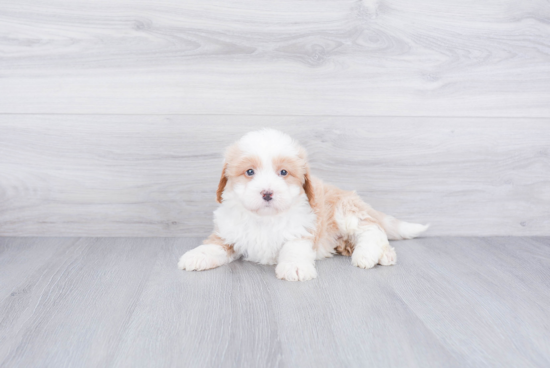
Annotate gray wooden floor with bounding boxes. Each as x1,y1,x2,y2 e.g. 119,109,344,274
1,237,549,368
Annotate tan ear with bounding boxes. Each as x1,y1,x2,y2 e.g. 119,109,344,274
216,164,228,204
303,169,315,207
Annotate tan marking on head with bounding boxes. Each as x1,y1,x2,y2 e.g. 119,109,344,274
216,142,263,203
272,155,306,187
272,151,316,205
227,155,262,178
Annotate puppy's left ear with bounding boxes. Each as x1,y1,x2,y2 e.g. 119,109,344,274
303,168,315,207
216,163,228,204
297,146,315,207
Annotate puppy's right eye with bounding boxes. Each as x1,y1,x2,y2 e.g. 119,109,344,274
246,169,255,176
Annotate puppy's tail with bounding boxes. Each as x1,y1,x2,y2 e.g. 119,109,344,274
366,207,429,240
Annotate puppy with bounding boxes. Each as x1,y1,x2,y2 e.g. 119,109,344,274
178,129,428,281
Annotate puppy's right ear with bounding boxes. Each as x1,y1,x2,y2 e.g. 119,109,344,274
216,163,228,204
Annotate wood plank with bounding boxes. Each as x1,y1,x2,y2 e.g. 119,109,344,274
112,238,286,368
113,237,460,368
1,115,549,236
390,237,550,367
265,249,461,368
0,0,549,115
0,237,160,367
0,238,77,300
1,237,549,367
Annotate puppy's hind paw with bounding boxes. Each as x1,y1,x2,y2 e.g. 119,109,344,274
351,250,379,269
276,262,317,282
378,245,397,266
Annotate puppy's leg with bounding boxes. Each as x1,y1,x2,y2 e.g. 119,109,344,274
351,222,396,269
178,233,236,271
275,238,317,282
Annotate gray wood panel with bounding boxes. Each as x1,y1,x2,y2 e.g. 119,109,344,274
1,115,549,236
0,238,160,367
0,237,549,367
1,0,549,116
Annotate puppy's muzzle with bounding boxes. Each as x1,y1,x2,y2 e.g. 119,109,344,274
261,190,273,202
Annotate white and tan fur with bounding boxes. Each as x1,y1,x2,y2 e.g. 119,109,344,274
178,129,428,281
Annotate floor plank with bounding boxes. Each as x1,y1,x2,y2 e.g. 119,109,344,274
390,237,550,367
0,238,160,367
0,237,549,367
0,238,77,301
112,238,285,368
1,0,549,115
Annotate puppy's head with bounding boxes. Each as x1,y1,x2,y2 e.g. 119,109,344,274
217,129,314,216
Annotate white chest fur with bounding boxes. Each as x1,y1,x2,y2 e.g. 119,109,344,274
213,195,316,265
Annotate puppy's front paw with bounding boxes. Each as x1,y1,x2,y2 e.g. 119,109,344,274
276,262,317,282
178,244,228,271
351,248,380,269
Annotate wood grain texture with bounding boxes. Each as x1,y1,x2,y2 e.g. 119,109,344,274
0,0,549,116
0,237,549,367
0,238,160,367
1,115,549,236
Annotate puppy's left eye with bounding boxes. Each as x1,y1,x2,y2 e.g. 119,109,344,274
280,169,288,176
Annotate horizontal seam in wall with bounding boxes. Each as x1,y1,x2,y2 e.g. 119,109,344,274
0,113,548,119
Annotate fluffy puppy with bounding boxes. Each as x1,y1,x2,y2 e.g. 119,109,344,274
178,129,428,281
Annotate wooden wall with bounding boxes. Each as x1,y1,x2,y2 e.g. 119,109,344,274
1,0,549,236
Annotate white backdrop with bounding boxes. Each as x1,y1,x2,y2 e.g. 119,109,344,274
1,0,549,236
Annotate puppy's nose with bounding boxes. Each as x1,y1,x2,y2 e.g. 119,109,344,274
261,190,273,202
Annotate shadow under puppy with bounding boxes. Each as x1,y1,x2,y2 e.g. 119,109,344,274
179,129,428,281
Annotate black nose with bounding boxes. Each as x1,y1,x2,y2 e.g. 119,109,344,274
261,191,273,202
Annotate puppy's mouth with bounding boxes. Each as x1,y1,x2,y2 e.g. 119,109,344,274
253,201,280,215
256,208,277,216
